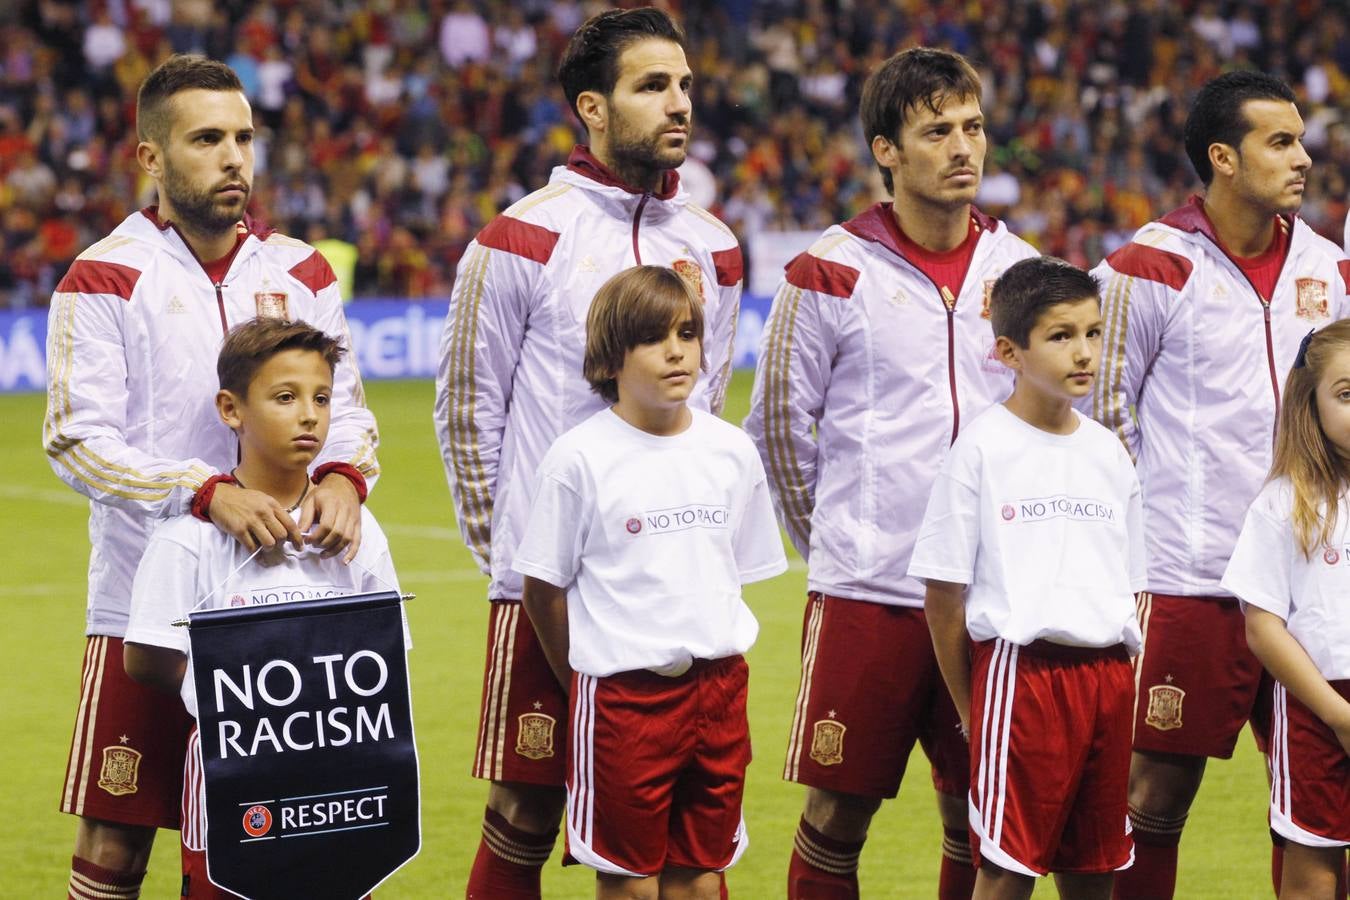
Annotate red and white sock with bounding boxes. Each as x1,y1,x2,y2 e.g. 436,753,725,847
465,806,557,900
68,855,144,900
787,816,863,900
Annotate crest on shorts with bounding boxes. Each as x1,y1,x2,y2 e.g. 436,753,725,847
1295,278,1329,321
1144,684,1185,731
254,291,289,320
809,719,846,766
671,259,706,304
97,745,142,796
516,712,556,760
981,280,996,319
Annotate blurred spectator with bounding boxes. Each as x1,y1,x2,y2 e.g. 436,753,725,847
3,0,1348,307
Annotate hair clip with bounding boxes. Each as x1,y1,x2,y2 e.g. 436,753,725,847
1294,328,1315,369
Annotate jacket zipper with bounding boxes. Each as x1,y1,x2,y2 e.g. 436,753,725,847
214,282,229,335
1199,233,1283,443
631,193,650,264
941,286,959,444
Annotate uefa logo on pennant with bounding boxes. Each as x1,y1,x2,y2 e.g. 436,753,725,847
1001,504,1015,521
626,517,642,534
242,805,273,838
1324,547,1340,566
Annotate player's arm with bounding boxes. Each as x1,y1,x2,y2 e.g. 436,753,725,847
521,576,571,690
44,282,216,518
743,267,841,559
1085,249,1178,462
1245,607,1350,754
294,264,380,562
123,643,187,694
703,246,745,417
434,234,534,574
925,578,971,737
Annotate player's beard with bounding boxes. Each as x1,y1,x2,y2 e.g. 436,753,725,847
162,161,250,238
607,111,691,188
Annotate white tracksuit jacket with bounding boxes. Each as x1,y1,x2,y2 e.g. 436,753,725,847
1089,196,1350,597
744,203,1038,607
434,146,744,601
43,208,379,636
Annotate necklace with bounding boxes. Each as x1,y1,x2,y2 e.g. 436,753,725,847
230,470,310,512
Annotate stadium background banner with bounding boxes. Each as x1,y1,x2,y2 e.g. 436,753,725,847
188,591,419,900
0,295,775,393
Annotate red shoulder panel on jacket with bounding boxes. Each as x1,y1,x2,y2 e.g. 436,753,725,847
784,252,859,299
712,247,744,287
477,215,559,265
1338,260,1350,297
289,250,337,295
1104,243,1193,292
55,259,141,301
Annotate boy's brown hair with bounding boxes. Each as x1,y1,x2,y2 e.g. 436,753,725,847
137,53,245,144
990,256,1100,348
217,317,345,398
583,266,706,404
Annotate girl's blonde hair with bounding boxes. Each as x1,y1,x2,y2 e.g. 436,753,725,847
1270,319,1350,558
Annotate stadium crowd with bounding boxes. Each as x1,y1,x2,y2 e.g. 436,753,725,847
1,0,1348,305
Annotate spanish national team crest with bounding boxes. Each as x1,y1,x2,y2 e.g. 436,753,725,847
981,279,996,319
1295,278,1329,321
809,719,846,766
671,259,706,304
516,712,556,760
254,291,289,320
97,744,142,796
1145,684,1185,731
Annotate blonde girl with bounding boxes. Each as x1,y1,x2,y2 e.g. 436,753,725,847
1222,320,1350,899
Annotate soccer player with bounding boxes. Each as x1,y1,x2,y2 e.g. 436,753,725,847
44,55,377,900
1089,70,1349,899
513,265,786,900
913,256,1142,900
744,47,1037,899
123,318,400,899
433,9,742,898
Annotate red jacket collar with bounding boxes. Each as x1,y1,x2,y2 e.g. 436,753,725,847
841,202,998,258
140,206,275,241
566,145,680,200
1158,194,1292,243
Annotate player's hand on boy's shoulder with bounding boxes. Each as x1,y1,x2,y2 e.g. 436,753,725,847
209,483,306,554
300,473,363,564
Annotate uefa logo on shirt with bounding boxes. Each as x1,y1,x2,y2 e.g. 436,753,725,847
229,594,246,607
626,517,642,534
1324,547,1340,566
1001,504,1016,521
242,804,272,838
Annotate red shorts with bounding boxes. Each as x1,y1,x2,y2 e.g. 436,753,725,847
1133,593,1268,758
1269,680,1350,847
566,656,750,876
473,600,568,785
783,594,967,799
59,635,194,828
970,639,1134,877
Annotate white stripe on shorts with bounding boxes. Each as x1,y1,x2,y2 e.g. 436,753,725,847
182,728,205,852
977,639,1019,845
568,673,598,845
784,597,825,781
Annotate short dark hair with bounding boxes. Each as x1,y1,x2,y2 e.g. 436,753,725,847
218,317,345,397
860,47,982,195
137,54,244,144
558,8,686,125
1184,70,1296,185
990,257,1100,348
584,266,706,404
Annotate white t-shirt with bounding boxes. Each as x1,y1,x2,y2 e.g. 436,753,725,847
124,507,402,717
1222,478,1350,680
908,404,1145,651
511,408,788,678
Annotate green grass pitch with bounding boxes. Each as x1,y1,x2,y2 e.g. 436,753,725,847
2,373,1273,897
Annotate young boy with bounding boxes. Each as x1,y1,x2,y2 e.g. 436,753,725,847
909,257,1145,900
123,318,401,898
512,265,786,899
